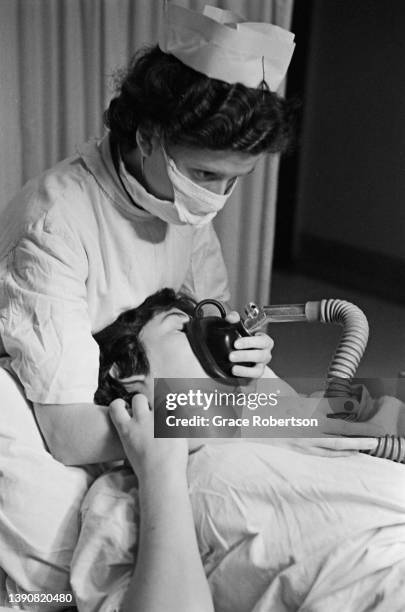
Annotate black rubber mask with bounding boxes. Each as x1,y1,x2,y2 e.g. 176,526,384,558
185,299,253,385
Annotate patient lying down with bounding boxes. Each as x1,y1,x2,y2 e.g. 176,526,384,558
69,289,405,612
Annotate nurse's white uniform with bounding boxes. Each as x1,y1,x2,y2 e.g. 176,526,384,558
0,135,229,404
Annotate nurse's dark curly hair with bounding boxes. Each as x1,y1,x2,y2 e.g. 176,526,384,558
93,288,196,406
105,45,297,155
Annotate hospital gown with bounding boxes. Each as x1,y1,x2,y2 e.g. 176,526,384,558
0,135,230,404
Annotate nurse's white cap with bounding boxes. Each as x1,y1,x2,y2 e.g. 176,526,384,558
158,3,295,91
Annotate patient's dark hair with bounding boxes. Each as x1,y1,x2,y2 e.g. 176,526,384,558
93,288,196,406
104,45,297,155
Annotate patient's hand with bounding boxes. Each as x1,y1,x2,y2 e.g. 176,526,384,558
226,311,273,379
109,395,188,478
109,396,214,612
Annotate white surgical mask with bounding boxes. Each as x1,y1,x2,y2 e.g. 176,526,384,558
161,146,237,225
118,158,186,225
118,146,237,226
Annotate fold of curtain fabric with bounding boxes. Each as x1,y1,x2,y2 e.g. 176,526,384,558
0,0,293,309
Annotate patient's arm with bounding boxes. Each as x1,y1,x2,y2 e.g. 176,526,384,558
33,402,125,465
110,396,214,612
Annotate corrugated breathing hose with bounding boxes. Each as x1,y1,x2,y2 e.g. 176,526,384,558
243,298,404,463
315,299,404,463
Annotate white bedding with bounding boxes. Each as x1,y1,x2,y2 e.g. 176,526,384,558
0,367,95,610
71,442,405,612
1,361,404,611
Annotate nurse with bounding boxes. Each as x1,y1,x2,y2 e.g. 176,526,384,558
0,4,296,466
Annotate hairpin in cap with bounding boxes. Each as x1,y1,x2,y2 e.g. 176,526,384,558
159,2,295,91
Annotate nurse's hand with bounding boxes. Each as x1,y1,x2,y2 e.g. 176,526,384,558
226,310,273,379
267,436,379,457
320,412,386,439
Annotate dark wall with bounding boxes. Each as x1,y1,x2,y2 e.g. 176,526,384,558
293,0,405,300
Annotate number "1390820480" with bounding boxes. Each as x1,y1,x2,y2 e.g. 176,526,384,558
8,592,73,605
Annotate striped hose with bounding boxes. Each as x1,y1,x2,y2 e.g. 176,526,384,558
312,299,405,463
316,299,369,396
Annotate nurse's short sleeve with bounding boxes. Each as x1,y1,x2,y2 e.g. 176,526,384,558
181,223,230,302
0,215,99,404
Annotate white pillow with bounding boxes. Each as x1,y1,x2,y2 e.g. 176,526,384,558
0,366,45,448
0,366,94,602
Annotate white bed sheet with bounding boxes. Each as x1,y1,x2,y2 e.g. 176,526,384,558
71,441,405,612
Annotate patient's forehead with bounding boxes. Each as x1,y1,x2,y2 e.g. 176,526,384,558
154,305,190,320
140,306,190,337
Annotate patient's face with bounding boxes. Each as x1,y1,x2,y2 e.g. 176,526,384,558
121,307,208,400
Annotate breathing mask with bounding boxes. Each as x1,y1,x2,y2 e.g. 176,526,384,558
185,299,253,386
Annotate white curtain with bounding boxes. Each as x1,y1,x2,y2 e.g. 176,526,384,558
0,0,293,309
